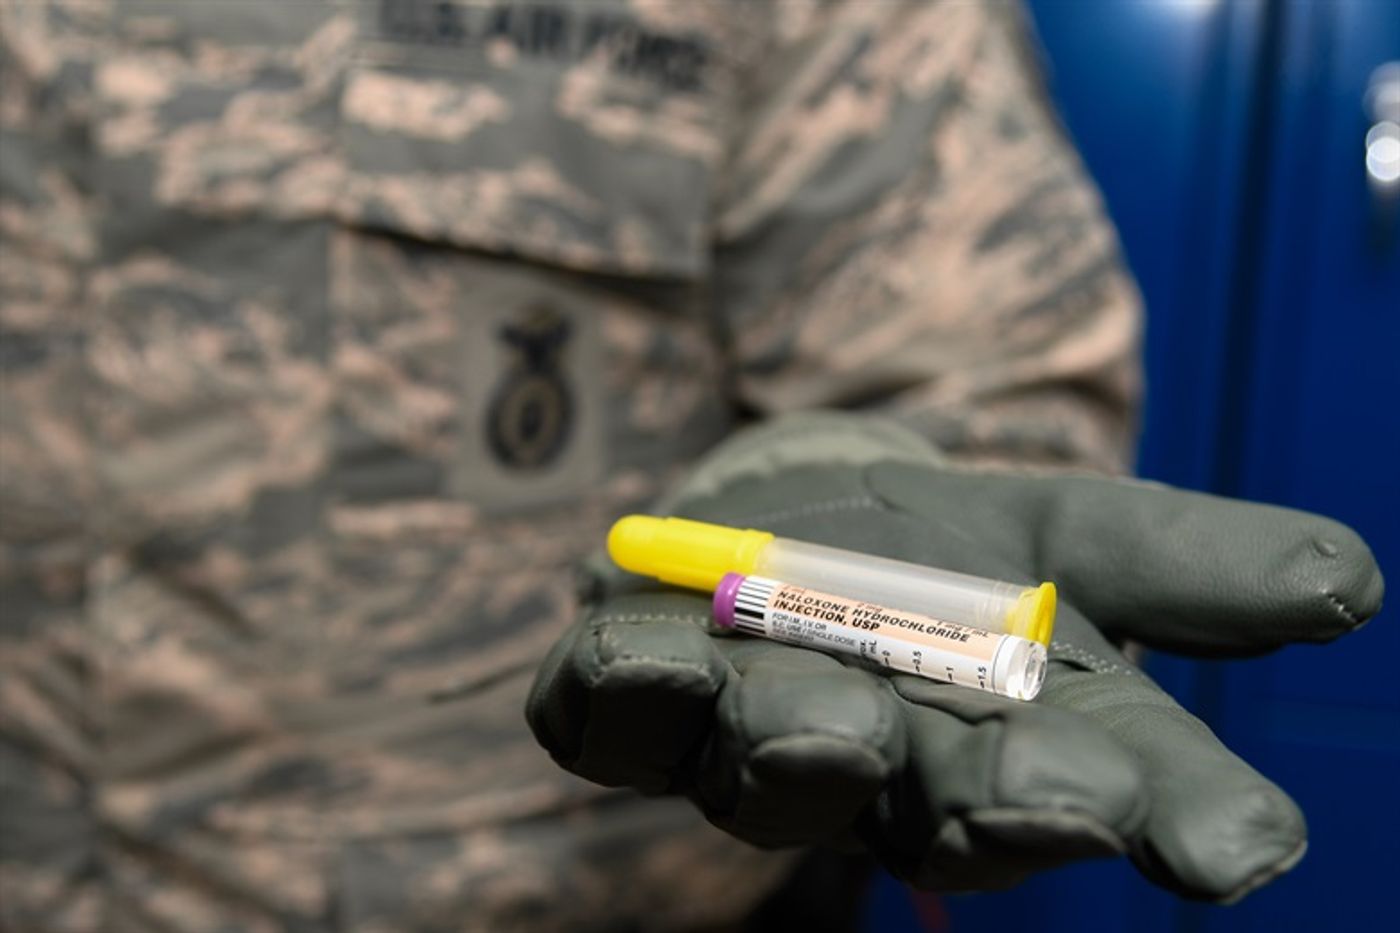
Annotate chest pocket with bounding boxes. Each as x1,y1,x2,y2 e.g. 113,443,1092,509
338,0,727,279
84,0,736,528
323,0,739,517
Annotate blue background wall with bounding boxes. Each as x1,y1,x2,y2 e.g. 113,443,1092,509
868,0,1399,929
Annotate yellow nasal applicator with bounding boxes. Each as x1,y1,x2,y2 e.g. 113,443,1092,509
607,515,1055,645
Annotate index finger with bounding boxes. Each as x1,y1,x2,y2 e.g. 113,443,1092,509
865,464,1384,656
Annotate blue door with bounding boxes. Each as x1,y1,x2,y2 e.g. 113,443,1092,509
870,1,1400,929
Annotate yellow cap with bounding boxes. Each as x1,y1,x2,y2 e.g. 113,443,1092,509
1006,582,1056,646
607,515,774,591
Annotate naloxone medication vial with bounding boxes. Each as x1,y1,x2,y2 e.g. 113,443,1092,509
608,515,1056,644
713,574,1046,701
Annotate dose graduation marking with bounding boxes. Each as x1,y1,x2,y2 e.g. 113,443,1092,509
713,574,1047,702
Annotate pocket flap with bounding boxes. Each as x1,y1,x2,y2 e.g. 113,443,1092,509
339,3,729,279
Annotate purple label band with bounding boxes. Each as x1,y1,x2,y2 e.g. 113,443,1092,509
713,572,746,628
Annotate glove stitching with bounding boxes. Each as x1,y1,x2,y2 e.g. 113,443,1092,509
586,623,720,690
1324,591,1363,627
595,654,718,681
592,612,711,627
1049,640,1137,677
739,496,884,529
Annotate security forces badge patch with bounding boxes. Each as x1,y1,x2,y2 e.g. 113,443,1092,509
456,272,604,509
486,304,574,471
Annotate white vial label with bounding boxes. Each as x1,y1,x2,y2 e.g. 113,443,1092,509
729,576,1045,701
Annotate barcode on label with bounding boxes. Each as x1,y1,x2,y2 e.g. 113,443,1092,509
733,577,776,636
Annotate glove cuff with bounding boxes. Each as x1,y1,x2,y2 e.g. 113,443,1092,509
653,411,944,515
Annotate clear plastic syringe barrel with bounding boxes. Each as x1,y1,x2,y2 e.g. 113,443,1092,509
755,538,1033,637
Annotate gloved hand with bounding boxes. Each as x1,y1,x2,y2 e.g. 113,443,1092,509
526,415,1384,903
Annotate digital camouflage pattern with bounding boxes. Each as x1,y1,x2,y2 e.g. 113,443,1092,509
0,1,1141,930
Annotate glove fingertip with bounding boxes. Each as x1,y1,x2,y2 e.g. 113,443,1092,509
1304,522,1384,638
525,625,590,763
1217,838,1308,906
745,732,893,788
716,733,891,847
1134,778,1308,904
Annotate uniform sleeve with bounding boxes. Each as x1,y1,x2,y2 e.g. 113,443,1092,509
1,0,98,551
712,0,1142,473
1,4,105,927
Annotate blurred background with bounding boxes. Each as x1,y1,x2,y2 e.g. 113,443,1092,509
866,0,1400,929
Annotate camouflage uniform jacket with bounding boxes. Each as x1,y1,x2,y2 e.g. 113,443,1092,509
0,1,1142,930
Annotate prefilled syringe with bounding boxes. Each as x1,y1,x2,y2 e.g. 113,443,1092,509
714,574,1047,701
608,515,1055,644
